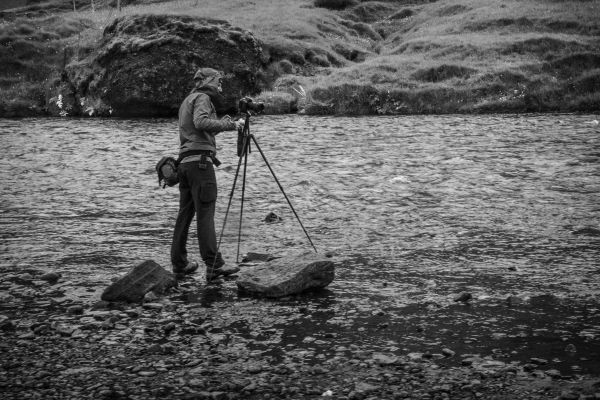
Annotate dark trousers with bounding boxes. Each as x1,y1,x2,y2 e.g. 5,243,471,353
171,161,224,271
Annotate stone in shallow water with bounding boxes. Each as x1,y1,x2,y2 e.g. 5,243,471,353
242,252,276,262
236,252,334,298
101,260,177,303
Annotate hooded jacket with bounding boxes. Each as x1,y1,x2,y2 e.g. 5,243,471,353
178,86,236,156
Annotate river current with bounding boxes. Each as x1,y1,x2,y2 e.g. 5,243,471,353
1,114,599,374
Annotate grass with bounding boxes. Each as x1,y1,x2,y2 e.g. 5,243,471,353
306,0,600,114
0,0,599,116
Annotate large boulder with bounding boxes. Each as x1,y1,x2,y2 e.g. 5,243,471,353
101,260,177,303
65,14,264,117
236,252,335,298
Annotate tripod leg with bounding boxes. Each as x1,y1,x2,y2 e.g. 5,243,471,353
236,149,249,263
250,134,318,253
213,133,251,270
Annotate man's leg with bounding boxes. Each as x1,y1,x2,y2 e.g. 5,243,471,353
188,163,223,269
171,165,196,272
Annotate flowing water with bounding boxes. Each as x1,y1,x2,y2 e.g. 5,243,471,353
1,114,599,374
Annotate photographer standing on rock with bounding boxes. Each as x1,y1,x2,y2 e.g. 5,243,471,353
171,67,244,282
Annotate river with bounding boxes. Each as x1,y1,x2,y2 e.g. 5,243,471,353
1,114,599,375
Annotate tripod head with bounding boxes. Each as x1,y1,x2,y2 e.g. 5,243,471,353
236,97,264,157
238,97,265,114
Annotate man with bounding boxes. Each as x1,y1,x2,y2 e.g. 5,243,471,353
171,67,244,282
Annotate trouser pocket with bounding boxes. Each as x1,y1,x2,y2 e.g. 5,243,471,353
200,180,217,203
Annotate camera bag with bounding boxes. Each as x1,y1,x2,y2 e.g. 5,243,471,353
156,156,179,188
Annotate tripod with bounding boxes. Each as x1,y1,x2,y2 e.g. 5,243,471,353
212,112,317,270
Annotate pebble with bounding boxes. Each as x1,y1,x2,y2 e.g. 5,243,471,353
441,348,455,357
143,303,163,310
0,319,16,331
545,369,562,379
530,357,548,365
372,353,398,366
67,305,84,315
40,272,61,283
453,292,472,303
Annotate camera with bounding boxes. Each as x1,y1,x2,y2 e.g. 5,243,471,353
238,97,265,114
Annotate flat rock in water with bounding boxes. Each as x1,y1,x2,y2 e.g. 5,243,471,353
101,260,177,303
236,252,334,297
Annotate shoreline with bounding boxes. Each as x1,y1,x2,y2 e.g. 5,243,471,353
2,271,600,400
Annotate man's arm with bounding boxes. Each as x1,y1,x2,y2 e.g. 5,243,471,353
193,94,236,133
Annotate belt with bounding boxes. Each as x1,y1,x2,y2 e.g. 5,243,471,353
180,155,213,164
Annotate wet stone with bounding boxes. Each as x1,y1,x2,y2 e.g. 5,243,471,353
565,344,577,353
264,212,282,223
67,305,84,315
453,292,472,303
0,319,16,331
442,348,455,357
531,357,548,365
372,353,398,366
39,272,62,283
545,369,562,379
236,252,335,297
101,260,177,303
242,252,276,262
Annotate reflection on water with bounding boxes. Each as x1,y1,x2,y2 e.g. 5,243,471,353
1,114,599,373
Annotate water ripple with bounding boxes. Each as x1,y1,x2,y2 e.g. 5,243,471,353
0,114,598,300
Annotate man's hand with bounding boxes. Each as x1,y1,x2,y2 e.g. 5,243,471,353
234,118,245,131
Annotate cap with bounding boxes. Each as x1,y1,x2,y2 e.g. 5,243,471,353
193,68,222,81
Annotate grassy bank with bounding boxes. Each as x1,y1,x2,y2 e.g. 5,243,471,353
0,0,599,116
305,0,600,114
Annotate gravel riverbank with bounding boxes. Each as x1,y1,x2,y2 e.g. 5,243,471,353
1,269,599,400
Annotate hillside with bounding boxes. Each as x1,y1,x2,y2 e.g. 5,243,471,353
0,0,598,116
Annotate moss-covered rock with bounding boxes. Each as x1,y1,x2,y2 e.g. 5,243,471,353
65,14,264,117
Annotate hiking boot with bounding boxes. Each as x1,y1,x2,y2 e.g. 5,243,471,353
174,261,199,276
206,265,240,282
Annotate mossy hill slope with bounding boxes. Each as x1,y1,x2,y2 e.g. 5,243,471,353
0,0,598,116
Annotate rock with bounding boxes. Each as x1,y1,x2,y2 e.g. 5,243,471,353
565,344,577,353
101,260,177,303
65,14,263,117
242,252,276,263
264,212,282,223
545,369,562,379
144,291,160,302
163,322,177,334
142,303,164,310
236,252,334,297
354,382,378,395
442,348,455,357
0,319,16,331
51,322,75,337
39,272,62,283
530,357,548,365
67,305,84,315
453,292,472,303
372,353,398,366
